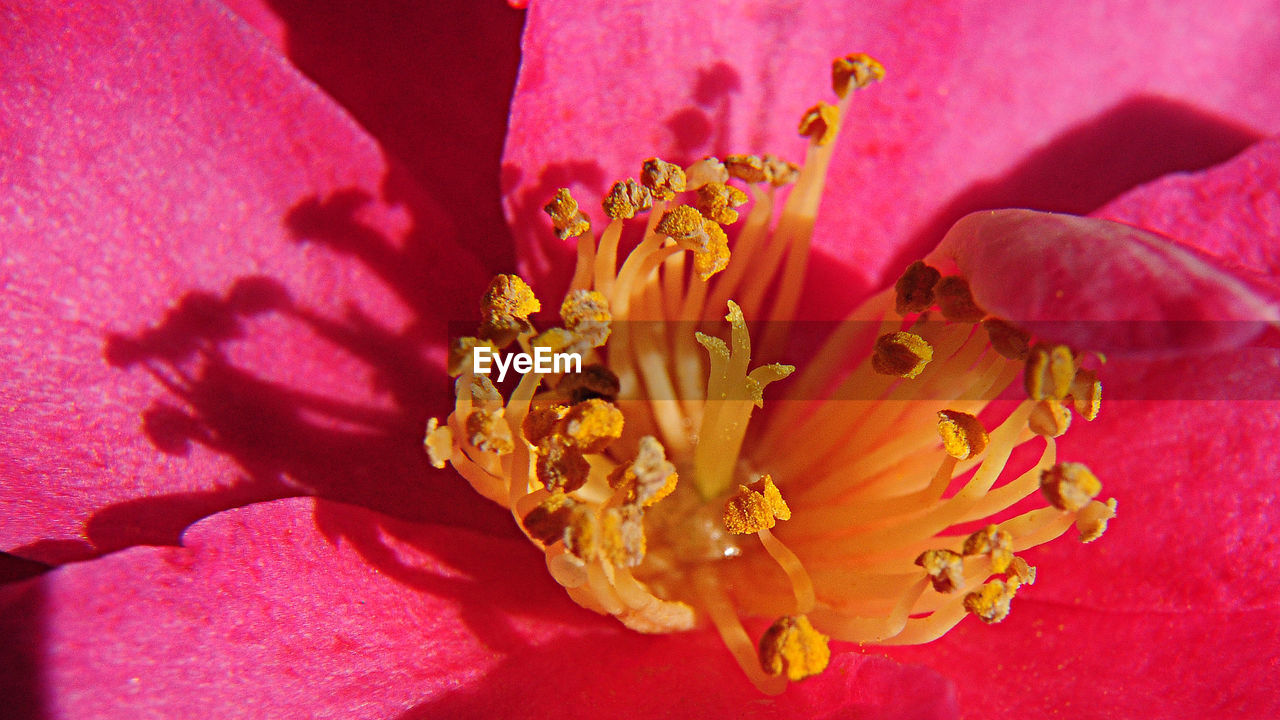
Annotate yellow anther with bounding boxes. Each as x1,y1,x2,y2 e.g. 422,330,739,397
544,188,592,239
536,436,591,493
962,525,1014,574
530,326,575,353
798,102,841,146
602,178,653,220
831,53,885,98
872,331,934,379
936,276,986,323
1040,462,1102,512
696,182,749,225
641,157,687,200
562,398,624,453
695,220,731,280
521,491,578,546
522,404,569,446
1068,368,1102,421
915,548,965,593
1028,398,1072,438
424,417,453,469
762,155,800,186
609,435,679,507
563,505,599,561
560,289,612,347
655,205,707,243
982,318,1031,361
599,505,646,567
465,408,514,455
1025,343,1077,401
480,274,541,343
937,410,988,460
723,476,790,534
750,474,791,521
447,336,497,377
1076,498,1117,543
758,615,831,681
1008,556,1037,585
724,154,767,184
464,374,503,410
557,364,620,404
964,579,1019,624
894,260,941,315
685,156,729,189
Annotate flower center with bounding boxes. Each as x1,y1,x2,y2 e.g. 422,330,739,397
426,54,1116,694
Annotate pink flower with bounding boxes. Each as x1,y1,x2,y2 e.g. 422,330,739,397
2,1,1278,718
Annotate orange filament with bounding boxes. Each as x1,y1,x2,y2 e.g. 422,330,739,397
427,53,1116,694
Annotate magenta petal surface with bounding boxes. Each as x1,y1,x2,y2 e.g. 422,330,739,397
0,498,959,719
926,209,1279,355
504,0,1280,292
0,0,502,562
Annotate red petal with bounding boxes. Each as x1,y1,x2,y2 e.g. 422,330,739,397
504,0,1280,290
0,0,502,562
926,209,1279,355
0,498,958,719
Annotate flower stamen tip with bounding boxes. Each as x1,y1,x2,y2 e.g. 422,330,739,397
937,410,988,460
1040,462,1102,512
798,102,841,146
832,53,885,98
872,331,933,378
544,188,592,239
759,615,830,681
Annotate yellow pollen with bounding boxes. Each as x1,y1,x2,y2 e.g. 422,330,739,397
1008,556,1038,585
798,102,841,146
479,274,541,344
724,154,767,184
1025,343,1076,401
602,178,653,220
685,156,730,188
423,417,452,469
521,491,578,546
937,409,988,460
600,506,647,568
465,374,503,409
560,289,612,347
465,408,514,455
982,318,1031,361
964,579,1020,624
447,336,497,377
655,204,707,243
761,155,800,186
1068,368,1102,421
535,436,590,493
894,260,941,314
724,484,779,535
1028,398,1073,438
963,525,1014,574
522,404,569,446
696,182,749,225
936,276,986,323
758,615,831,681
641,157,687,200
609,435,679,507
872,331,934,378
544,188,592,239
561,398,624,453
1076,498,1118,543
695,220,731,280
1040,462,1102,512
832,52,885,98
915,549,965,593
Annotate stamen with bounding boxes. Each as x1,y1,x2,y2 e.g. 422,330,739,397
696,182,749,225
831,52,886,97
724,154,767,184
560,289,612,347
798,102,841,146
936,410,988,460
479,274,541,345
894,260,942,314
1028,398,1073,438
982,318,1031,361
1069,367,1102,420
544,188,592,239
535,436,590,493
1025,343,1076,401
758,615,831,681
609,435,679,507
963,579,1020,624
561,398,624,453
872,331,934,378
1076,498,1118,543
641,157,687,200
962,525,1014,573
602,178,653,220
424,417,452,469
465,408,514,455
935,276,986,323
685,156,730,188
1040,462,1102,512
915,549,965,593
447,336,496,376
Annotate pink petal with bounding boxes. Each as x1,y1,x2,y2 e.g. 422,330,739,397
1,0,504,563
925,208,1279,355
0,498,958,719
504,0,1280,292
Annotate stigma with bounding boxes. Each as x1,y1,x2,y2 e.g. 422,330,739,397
427,53,1116,693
